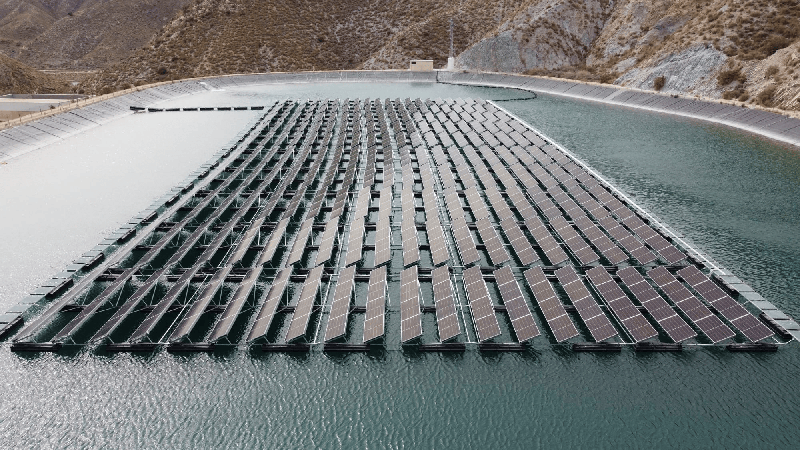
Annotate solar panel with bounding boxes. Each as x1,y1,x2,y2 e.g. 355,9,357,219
677,266,773,342
438,165,458,190
595,215,657,264
549,216,600,265
432,265,461,341
621,215,686,264
345,217,365,266
286,218,314,266
324,265,356,342
505,185,537,221
208,217,290,342
227,217,265,265
647,266,734,343
451,216,481,266
523,217,569,265
554,267,618,342
464,187,490,221
401,202,421,267
377,186,393,224
246,268,292,342
443,188,464,221
454,160,477,189
314,220,339,266
499,218,538,265
352,186,372,218
475,218,510,265
494,267,540,342
585,267,657,342
484,186,516,222
572,216,628,264
462,266,501,341
548,187,586,220
168,266,231,343
530,190,562,220
523,267,578,342
363,265,387,343
286,265,324,342
616,267,695,342
426,216,450,266
400,266,423,342
373,216,392,267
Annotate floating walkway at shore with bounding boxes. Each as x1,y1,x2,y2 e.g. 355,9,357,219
3,96,796,355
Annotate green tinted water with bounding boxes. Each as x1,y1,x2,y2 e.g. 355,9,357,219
1,83,799,449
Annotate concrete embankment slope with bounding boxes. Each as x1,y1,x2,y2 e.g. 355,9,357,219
0,71,435,163
438,71,800,149
2,70,799,163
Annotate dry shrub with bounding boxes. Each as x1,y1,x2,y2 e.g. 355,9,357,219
765,65,779,78
653,75,666,91
718,67,746,86
757,84,777,107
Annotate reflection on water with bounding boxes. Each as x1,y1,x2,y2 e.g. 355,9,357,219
1,82,799,448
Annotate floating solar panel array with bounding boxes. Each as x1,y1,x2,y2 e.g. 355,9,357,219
7,97,789,354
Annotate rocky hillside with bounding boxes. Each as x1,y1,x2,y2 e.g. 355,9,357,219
0,52,68,94
79,0,525,93
15,0,798,113
0,0,191,69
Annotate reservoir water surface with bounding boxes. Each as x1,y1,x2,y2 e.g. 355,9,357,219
1,82,798,448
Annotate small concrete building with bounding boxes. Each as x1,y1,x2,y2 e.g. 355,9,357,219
409,60,434,71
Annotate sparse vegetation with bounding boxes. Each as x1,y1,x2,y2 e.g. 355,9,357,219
0,0,796,113
757,84,777,107
718,68,746,87
765,66,779,78
653,75,666,91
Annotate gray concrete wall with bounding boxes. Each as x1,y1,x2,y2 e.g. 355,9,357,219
438,71,800,149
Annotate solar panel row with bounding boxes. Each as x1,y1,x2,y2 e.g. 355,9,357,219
324,265,356,342
647,266,734,343
554,267,617,342
549,216,599,265
616,267,696,343
523,217,568,265
677,266,773,342
421,185,451,266
572,216,627,265
585,267,657,342
247,268,293,342
286,265,324,342
209,217,291,342
494,267,540,341
314,220,339,266
345,217,365,267
432,265,461,341
400,266,423,342
523,267,579,342
451,216,481,266
401,189,421,266
463,266,501,342
363,266,387,343
475,218,510,265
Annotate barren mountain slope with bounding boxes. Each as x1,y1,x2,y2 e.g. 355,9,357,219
81,0,525,93
0,52,68,94
585,0,800,109
459,0,800,110
74,0,799,112
0,0,191,69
